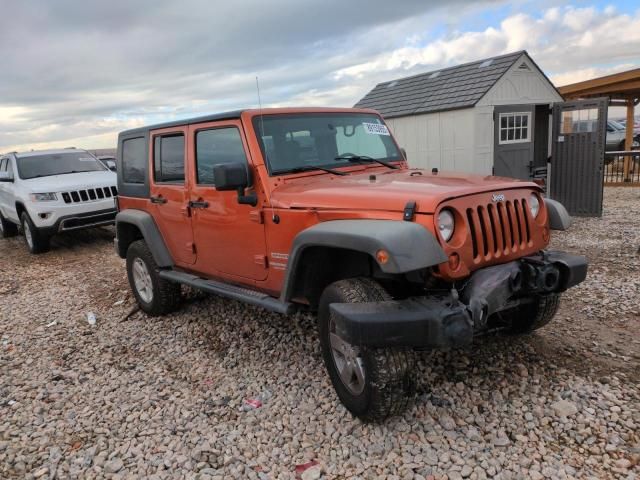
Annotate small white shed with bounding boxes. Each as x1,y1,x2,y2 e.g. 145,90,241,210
355,51,563,180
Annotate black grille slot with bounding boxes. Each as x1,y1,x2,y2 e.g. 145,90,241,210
79,190,88,201
88,189,96,200
104,187,112,198
71,191,80,202
96,188,104,199
466,208,478,259
62,192,71,204
110,186,118,196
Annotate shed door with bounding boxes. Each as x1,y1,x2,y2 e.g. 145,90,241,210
549,98,607,217
493,105,535,180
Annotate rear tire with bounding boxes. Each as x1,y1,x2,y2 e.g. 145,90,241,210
0,212,18,238
318,277,416,422
126,239,182,316
20,212,50,254
503,294,561,334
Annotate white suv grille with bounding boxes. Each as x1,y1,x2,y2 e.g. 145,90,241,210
61,186,117,204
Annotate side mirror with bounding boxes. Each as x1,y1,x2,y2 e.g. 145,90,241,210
0,172,14,182
213,163,257,206
400,147,407,160
106,160,117,171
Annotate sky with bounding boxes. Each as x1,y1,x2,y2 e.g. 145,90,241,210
0,0,639,152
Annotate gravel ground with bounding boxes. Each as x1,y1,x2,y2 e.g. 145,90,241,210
1,187,639,480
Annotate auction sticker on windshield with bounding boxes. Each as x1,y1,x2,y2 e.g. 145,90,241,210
363,123,390,136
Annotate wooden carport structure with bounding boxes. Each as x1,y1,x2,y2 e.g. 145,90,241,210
559,68,640,182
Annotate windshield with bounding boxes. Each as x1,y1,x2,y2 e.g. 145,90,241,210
609,120,625,131
17,152,106,179
252,113,402,175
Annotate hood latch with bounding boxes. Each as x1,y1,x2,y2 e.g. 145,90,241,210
403,201,417,221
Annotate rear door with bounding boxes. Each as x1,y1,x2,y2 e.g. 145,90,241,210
187,120,268,281
549,98,607,216
149,126,196,265
493,105,535,180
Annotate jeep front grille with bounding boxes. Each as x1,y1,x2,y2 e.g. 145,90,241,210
61,186,117,204
466,198,532,260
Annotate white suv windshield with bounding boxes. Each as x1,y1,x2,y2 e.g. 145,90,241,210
252,113,402,175
17,152,106,179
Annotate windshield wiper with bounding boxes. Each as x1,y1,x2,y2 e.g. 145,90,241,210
273,165,348,176
335,154,399,170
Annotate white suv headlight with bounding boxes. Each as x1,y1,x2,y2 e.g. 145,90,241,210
528,194,540,218
438,209,455,242
30,193,57,202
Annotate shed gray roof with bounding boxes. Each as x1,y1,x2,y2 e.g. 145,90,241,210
354,51,527,118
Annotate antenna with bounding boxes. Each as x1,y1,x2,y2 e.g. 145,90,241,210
256,76,278,224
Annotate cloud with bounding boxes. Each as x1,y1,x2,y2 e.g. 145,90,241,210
335,5,640,85
1,2,639,152
1,0,495,152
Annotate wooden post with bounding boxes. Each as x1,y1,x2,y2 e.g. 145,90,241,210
624,98,634,182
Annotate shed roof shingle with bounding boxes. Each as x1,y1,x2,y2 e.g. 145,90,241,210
354,51,525,118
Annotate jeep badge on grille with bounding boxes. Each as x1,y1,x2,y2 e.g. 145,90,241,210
492,193,505,202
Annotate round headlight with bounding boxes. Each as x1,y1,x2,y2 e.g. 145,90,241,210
438,209,455,242
529,194,540,218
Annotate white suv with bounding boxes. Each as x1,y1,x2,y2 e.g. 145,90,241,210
0,148,118,253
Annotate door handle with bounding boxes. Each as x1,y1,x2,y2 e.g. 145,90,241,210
188,200,209,209
150,195,167,204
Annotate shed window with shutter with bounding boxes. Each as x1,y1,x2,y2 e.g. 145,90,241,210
498,112,531,144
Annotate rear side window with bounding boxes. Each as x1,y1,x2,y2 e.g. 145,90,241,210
154,134,185,183
195,128,247,184
0,159,6,171
122,137,146,184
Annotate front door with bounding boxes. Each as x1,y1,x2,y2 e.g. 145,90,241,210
549,98,608,217
187,120,268,281
149,126,196,265
493,105,535,180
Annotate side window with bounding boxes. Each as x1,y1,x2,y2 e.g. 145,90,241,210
195,128,247,184
5,158,13,176
122,137,146,184
154,134,185,183
0,159,6,171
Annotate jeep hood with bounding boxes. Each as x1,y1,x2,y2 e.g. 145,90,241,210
22,170,117,193
270,169,539,214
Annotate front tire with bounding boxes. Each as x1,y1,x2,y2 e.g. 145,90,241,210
318,278,416,422
126,240,182,316
502,294,561,334
20,212,50,254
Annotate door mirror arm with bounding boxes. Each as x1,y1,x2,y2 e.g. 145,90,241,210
237,187,258,206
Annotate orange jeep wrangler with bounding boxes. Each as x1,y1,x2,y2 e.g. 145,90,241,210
114,107,587,421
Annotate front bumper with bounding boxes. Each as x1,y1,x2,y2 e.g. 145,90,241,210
38,208,117,236
330,250,588,349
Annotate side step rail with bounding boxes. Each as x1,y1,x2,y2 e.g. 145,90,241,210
159,270,295,315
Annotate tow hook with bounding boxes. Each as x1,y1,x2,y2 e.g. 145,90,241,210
520,256,561,293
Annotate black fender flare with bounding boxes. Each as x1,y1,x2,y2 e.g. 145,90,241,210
115,209,173,267
544,199,571,230
281,219,447,301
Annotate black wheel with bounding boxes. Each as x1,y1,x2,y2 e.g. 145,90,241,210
126,239,182,316
502,294,561,334
0,212,18,238
318,277,416,422
20,212,50,254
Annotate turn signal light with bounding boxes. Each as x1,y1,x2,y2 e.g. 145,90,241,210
376,249,390,265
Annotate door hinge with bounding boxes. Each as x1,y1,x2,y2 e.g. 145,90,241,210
249,210,263,224
254,254,268,268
